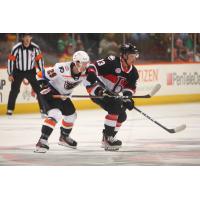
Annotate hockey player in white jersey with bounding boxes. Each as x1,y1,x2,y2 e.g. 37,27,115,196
35,51,90,153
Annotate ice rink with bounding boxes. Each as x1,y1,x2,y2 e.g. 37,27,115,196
0,102,200,166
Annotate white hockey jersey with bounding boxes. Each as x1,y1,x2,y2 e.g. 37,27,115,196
40,62,87,95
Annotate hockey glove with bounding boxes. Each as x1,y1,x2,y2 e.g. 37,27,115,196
123,98,134,110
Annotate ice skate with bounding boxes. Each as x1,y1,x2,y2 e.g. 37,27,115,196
58,135,77,149
104,135,122,151
34,139,49,153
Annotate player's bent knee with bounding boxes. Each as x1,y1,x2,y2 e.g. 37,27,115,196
63,112,77,123
48,108,61,122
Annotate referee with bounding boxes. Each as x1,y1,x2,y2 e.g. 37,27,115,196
7,33,46,116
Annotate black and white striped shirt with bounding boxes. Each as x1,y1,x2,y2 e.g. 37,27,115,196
7,42,44,75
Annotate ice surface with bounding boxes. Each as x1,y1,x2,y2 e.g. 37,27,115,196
0,103,200,165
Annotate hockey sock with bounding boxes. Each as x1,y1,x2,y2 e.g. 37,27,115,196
103,114,118,136
40,117,57,140
60,119,74,137
114,122,122,133
113,122,122,137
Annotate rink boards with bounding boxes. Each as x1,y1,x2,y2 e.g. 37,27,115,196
0,63,200,114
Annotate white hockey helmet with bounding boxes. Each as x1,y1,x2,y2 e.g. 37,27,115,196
73,51,90,65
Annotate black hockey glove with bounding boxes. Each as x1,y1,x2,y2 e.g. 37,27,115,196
94,87,116,102
123,91,135,110
123,98,134,110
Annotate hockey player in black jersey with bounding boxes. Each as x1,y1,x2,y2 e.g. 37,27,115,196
85,43,139,151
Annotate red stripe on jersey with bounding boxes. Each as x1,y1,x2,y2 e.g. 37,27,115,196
87,68,96,73
62,120,73,127
103,75,118,83
62,74,86,78
105,114,118,121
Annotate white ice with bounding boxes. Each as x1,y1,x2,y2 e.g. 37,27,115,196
0,103,200,165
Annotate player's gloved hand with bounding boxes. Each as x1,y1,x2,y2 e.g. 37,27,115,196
95,87,112,97
123,98,135,110
102,90,115,97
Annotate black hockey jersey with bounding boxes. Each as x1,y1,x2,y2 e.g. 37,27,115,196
86,55,139,96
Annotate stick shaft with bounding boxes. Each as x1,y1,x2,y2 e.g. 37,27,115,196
133,106,171,133
53,94,152,99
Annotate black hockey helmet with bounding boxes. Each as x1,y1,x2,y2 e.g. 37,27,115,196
20,33,32,38
120,43,139,57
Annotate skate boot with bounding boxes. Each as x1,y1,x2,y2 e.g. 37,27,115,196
104,135,122,151
58,135,77,149
34,139,49,153
101,131,118,148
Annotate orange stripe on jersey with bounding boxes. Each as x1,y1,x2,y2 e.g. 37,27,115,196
105,114,118,121
37,71,43,78
62,120,73,127
8,54,16,61
86,86,95,94
86,83,98,94
35,54,43,61
44,118,56,127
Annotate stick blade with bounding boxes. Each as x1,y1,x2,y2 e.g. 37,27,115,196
169,124,186,133
149,84,161,97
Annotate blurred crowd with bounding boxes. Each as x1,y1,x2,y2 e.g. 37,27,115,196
1,33,200,66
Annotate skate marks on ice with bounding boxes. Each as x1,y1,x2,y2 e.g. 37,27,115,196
1,139,200,166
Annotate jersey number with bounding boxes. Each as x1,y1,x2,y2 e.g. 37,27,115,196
47,69,57,78
96,59,105,66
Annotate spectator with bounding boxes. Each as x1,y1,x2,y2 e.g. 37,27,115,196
173,34,189,61
57,33,76,55
98,33,119,58
185,33,194,61
75,35,84,51
194,34,200,62
59,43,74,62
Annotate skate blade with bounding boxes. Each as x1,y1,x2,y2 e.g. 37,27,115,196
104,145,121,151
58,141,77,149
34,147,48,153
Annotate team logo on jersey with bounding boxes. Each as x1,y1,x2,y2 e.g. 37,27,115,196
115,68,121,74
64,81,81,90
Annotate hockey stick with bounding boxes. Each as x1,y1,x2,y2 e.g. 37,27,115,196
53,84,161,99
133,106,186,133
